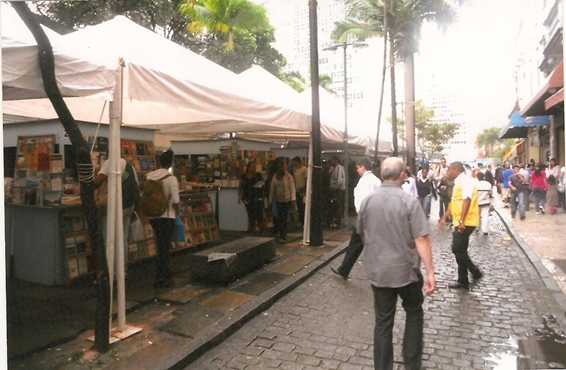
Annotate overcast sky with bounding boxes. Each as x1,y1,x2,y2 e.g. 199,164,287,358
416,0,528,132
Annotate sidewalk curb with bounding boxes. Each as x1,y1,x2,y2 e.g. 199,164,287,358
159,234,353,370
493,207,566,316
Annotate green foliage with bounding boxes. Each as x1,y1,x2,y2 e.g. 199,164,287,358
476,127,508,158
281,71,308,92
180,0,268,51
33,0,288,76
332,0,457,62
395,100,459,159
32,0,197,47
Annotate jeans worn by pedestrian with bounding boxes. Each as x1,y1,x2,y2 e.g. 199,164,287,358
418,195,431,218
372,274,424,370
511,191,526,219
452,226,482,287
533,187,547,213
150,218,175,287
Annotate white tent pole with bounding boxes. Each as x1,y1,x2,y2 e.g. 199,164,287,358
113,61,126,331
302,136,313,245
106,69,118,335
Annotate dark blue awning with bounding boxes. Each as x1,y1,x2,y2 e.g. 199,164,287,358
499,112,551,139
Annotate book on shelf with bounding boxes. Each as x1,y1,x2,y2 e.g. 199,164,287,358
144,222,154,239
50,173,64,191
65,236,77,255
136,142,147,156
195,216,204,229
146,142,155,156
51,154,64,173
68,258,79,279
75,234,87,254
62,216,74,234
78,256,89,275
73,215,85,232
140,158,151,172
185,232,193,246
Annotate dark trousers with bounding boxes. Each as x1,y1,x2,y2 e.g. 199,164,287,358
150,218,175,285
372,275,424,370
439,196,451,220
331,189,345,225
337,228,363,277
452,226,481,286
296,192,305,225
274,201,291,239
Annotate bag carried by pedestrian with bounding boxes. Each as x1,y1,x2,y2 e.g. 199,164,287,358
94,178,108,215
139,174,171,217
128,211,144,242
171,216,187,243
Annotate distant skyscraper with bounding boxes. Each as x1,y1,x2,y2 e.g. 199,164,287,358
422,78,475,160
257,0,380,117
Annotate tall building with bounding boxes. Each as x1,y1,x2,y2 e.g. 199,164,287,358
421,79,474,160
255,0,382,129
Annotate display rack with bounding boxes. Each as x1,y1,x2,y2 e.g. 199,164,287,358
121,139,157,174
127,194,219,262
60,210,95,281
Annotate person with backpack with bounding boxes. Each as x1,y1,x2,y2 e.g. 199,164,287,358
143,150,179,288
95,157,140,274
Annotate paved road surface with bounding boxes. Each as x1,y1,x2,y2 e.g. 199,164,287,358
185,212,566,370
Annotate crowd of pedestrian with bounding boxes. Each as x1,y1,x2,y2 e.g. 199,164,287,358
329,155,565,370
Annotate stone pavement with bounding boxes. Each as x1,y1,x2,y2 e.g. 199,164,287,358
496,198,566,297
184,208,566,370
7,227,354,370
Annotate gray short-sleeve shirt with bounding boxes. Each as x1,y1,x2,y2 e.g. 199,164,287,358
356,182,430,288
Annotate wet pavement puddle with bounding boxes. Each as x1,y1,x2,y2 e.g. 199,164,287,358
487,316,566,369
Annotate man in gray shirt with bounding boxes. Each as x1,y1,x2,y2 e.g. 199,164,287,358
357,157,435,370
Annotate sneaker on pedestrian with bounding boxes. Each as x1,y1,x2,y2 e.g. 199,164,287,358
330,267,347,281
520,216,525,220
540,206,545,214
536,212,540,215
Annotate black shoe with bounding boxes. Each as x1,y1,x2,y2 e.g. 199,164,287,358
330,267,347,281
520,216,526,220
511,214,515,218
483,232,488,235
448,282,469,289
472,271,483,282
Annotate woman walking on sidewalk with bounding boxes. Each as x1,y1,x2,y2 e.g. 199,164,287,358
531,164,548,215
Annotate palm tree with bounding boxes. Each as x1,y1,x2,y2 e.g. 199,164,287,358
476,127,502,157
180,0,269,52
333,0,457,168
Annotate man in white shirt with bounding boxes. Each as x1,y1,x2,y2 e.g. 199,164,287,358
331,157,381,280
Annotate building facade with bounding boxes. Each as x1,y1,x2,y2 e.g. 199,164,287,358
503,0,565,166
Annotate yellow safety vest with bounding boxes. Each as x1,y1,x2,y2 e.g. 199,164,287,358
451,179,479,227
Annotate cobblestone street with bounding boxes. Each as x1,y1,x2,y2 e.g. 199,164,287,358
185,210,566,370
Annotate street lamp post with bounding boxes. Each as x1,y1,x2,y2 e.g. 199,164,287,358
323,41,367,223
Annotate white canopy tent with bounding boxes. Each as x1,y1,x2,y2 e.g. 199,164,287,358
4,15,311,133
2,8,310,340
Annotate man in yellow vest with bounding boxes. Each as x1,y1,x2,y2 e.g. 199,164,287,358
439,161,483,289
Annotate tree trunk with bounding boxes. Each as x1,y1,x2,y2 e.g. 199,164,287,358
11,2,111,353
404,52,416,173
390,35,398,157
373,0,388,165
